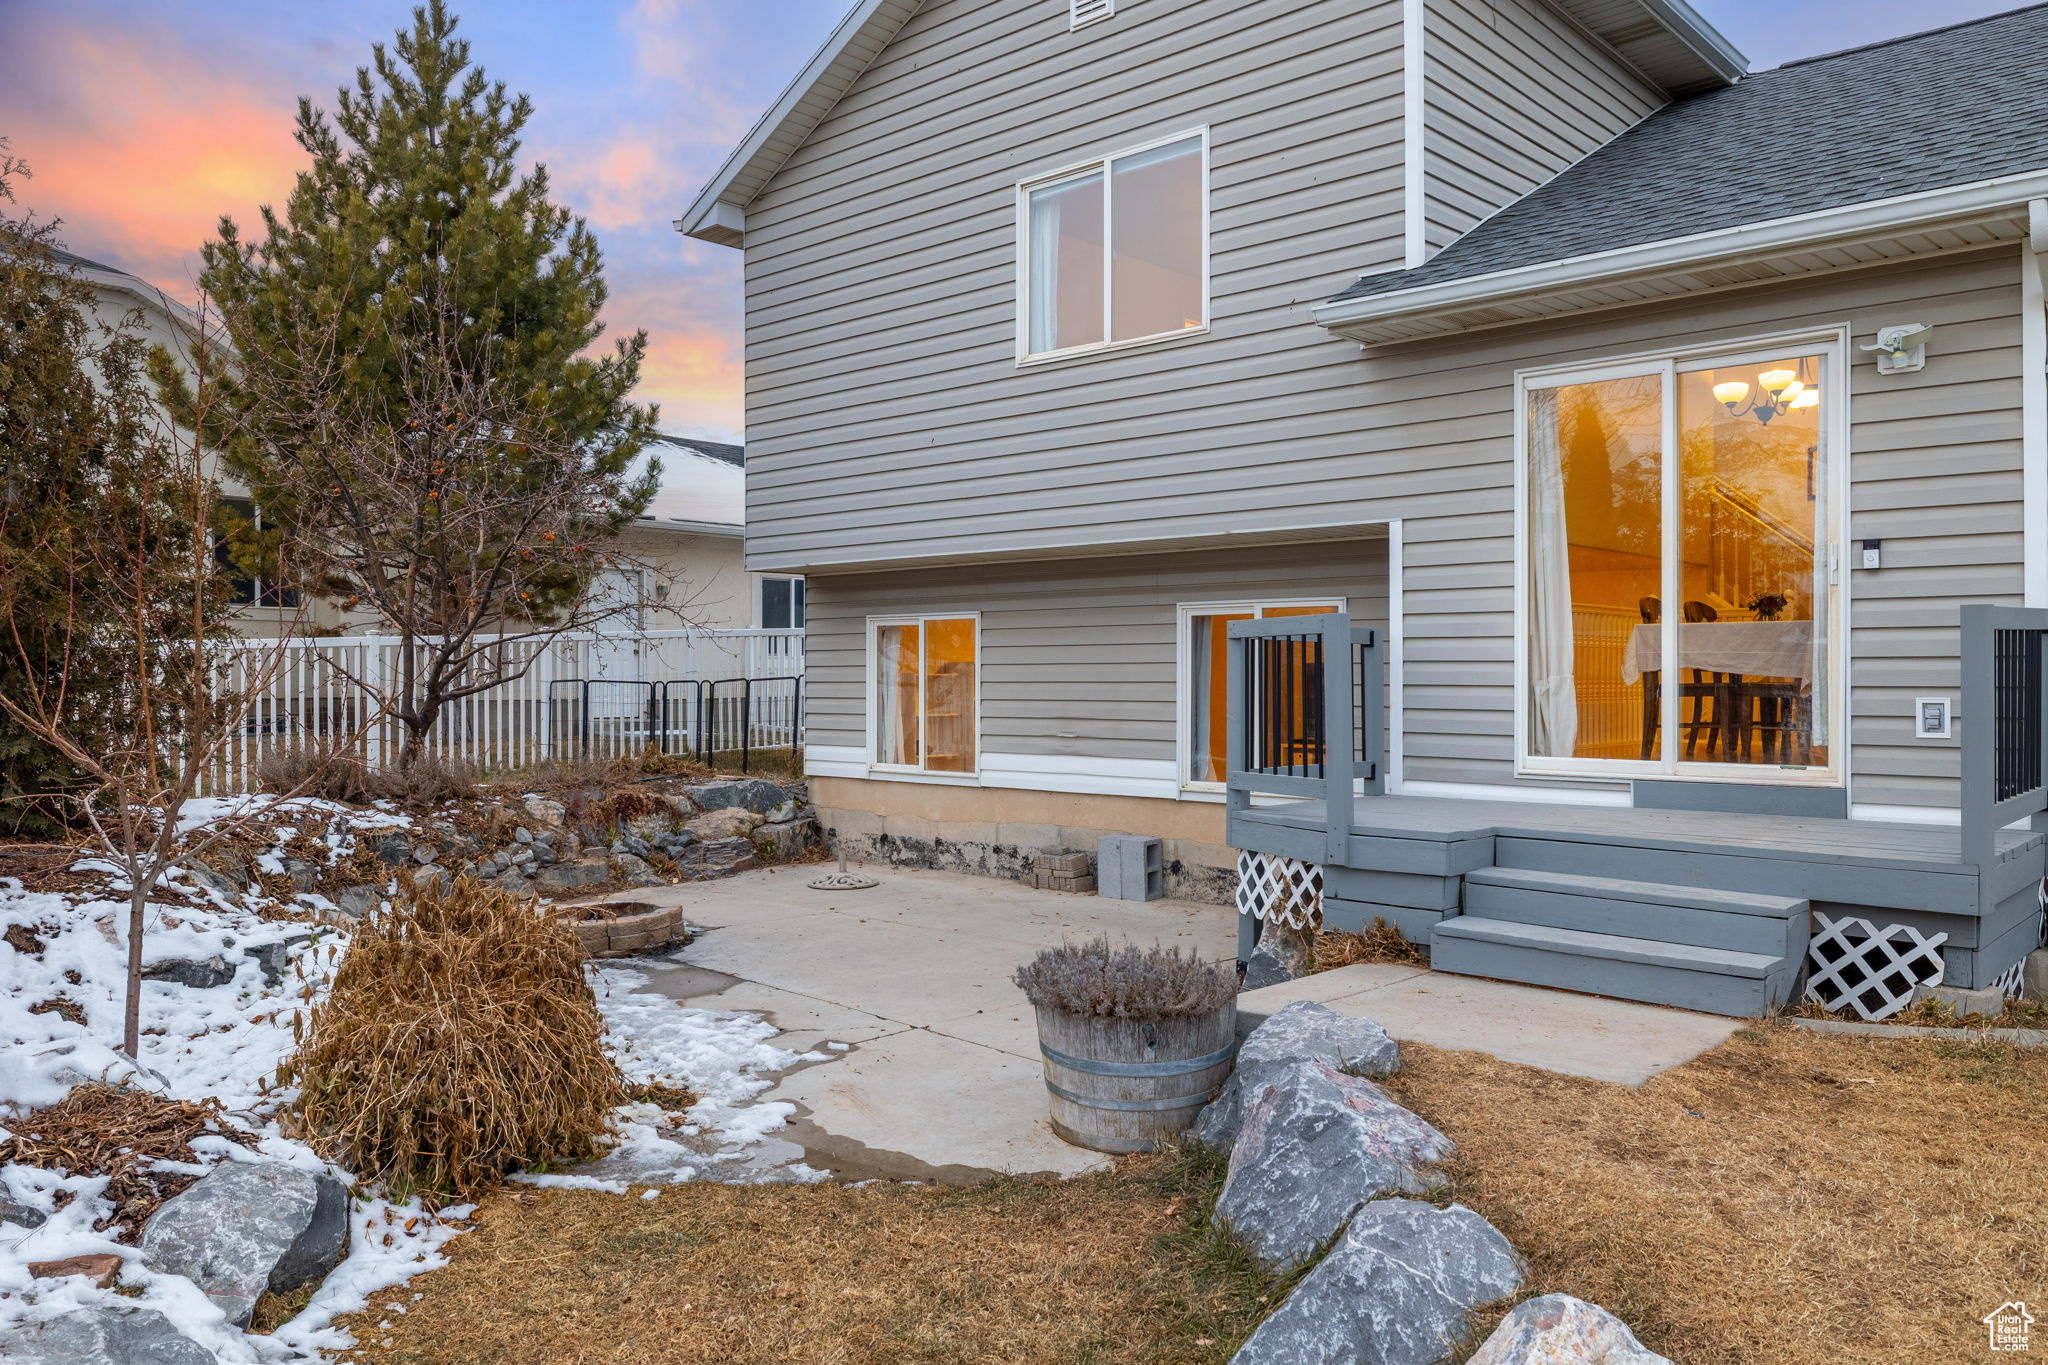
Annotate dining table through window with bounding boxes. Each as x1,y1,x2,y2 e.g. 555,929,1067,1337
1524,347,1834,775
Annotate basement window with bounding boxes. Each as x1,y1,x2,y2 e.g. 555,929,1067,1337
871,614,979,775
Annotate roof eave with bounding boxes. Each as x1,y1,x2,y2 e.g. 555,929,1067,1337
634,518,746,539
675,0,919,249
1551,0,1746,94
1314,170,2048,345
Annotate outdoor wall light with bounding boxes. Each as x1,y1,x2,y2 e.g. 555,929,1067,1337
1863,322,1932,374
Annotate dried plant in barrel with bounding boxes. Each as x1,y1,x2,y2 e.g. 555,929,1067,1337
283,876,625,1198
1015,938,1237,1154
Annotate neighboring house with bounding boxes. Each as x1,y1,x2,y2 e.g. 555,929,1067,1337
681,0,2048,1014
58,251,788,637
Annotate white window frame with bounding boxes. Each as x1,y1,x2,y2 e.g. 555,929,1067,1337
865,611,982,778
1014,128,1211,366
1175,597,1346,792
756,573,805,630
1512,327,1852,788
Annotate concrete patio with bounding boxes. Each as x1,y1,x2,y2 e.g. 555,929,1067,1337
615,865,1741,1180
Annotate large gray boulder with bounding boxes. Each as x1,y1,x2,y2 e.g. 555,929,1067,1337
1196,1001,1400,1151
1241,922,1314,990
140,956,236,989
1466,1294,1671,1364
686,778,789,815
139,1160,350,1328
1216,1060,1452,1272
3,1305,217,1364
1231,1199,1522,1365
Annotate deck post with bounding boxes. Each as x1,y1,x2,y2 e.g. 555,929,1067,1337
1959,603,2048,917
1320,621,1356,865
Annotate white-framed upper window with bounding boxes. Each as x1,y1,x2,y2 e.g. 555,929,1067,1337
869,613,980,775
758,574,805,630
1017,130,1208,364
1176,598,1344,788
1515,329,1848,786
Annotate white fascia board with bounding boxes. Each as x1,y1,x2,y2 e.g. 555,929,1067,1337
633,517,746,539
674,0,913,248
1630,0,1746,84
1314,169,2048,343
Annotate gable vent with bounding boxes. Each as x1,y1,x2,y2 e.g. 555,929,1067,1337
1070,0,1114,30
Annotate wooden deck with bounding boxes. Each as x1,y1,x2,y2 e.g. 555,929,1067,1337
1229,793,2048,1006
1238,794,2042,879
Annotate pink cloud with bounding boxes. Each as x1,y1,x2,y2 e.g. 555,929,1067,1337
1,20,304,299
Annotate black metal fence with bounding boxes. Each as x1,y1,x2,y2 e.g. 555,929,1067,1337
546,675,803,773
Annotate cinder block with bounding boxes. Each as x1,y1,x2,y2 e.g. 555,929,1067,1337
1913,983,2008,1018
1098,834,1164,902
2023,948,2048,1002
1033,848,1092,875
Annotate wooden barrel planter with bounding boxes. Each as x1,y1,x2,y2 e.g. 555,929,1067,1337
1032,1004,1237,1153
1015,938,1240,1154
556,901,686,959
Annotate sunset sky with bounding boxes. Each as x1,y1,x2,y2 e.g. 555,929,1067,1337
0,0,2020,445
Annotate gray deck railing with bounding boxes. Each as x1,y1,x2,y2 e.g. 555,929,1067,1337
1960,604,2048,903
1225,613,1383,864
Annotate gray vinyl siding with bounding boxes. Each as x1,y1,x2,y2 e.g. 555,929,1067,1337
741,0,1409,570
805,540,1389,765
1380,246,2025,808
1421,0,1662,254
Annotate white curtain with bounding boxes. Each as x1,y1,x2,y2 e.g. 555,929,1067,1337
1527,388,1578,757
1026,174,1101,353
1027,184,1068,354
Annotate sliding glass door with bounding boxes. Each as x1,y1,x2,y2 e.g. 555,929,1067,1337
1523,344,1837,780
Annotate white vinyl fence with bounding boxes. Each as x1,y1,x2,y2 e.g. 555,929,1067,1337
210,628,803,793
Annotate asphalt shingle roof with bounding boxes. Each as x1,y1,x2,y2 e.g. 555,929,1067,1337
646,433,745,467
1333,4,2048,304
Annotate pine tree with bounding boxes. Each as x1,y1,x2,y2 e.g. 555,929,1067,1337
0,143,172,834
189,1,660,763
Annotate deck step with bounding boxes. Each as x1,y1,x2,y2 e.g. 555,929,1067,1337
1431,917,1799,1018
1463,867,1808,958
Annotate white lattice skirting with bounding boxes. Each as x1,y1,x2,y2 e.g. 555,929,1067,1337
1804,913,1949,1021
1989,957,2027,1000
1235,851,1323,931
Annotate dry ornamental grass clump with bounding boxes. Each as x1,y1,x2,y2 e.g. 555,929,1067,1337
1015,937,1236,1021
255,745,481,807
282,876,625,1198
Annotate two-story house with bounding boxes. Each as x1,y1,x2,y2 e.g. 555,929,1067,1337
681,0,2048,1017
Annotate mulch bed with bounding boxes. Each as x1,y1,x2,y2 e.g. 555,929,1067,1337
0,1083,257,1240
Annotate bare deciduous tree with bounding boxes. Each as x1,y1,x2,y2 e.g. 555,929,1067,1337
176,273,660,767
0,288,339,1057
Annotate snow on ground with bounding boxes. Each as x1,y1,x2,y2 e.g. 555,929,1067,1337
0,801,835,1361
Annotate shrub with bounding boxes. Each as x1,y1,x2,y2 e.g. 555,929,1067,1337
283,876,625,1197
254,745,480,807
1014,937,1235,1022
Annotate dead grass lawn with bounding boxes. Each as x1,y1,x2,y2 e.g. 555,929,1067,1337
332,1154,1268,1365
1390,1024,2048,1364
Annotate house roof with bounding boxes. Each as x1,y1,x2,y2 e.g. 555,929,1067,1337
676,0,1742,248
1331,4,2048,313
48,246,198,336
676,0,921,246
642,434,746,528
647,433,744,468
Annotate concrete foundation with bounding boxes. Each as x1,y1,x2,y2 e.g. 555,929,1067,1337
810,776,1239,904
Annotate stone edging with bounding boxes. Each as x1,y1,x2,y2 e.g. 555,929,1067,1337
1792,1017,2048,1046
